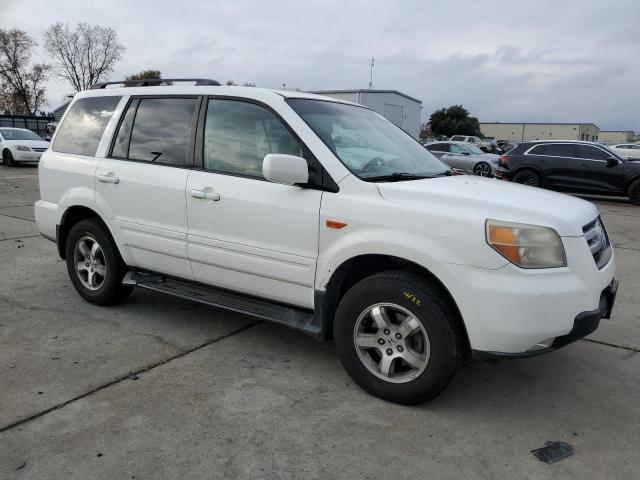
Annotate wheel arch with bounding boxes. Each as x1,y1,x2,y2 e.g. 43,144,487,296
57,206,118,260
625,175,640,194
320,254,471,356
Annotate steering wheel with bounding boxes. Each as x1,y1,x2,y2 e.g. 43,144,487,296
362,157,386,172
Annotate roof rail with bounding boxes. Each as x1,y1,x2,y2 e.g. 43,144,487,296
90,78,221,89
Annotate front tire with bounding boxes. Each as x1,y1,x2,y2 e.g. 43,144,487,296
629,179,640,206
65,219,132,305
334,271,463,404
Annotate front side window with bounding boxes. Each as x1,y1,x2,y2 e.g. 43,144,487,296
126,97,198,166
203,99,301,178
575,145,610,161
53,96,121,156
449,144,466,154
0,128,42,141
288,99,448,180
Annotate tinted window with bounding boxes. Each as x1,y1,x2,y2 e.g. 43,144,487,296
529,144,577,158
126,97,197,166
53,96,121,156
576,145,610,160
427,143,448,152
203,99,301,178
111,99,138,158
449,144,466,153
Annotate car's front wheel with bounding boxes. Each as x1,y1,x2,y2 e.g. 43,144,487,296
65,219,132,305
334,271,463,404
628,179,640,206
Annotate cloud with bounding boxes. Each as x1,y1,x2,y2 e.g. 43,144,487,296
1,0,638,131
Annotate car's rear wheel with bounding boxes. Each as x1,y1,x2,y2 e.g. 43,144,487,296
512,169,540,187
473,162,491,177
65,219,132,305
2,150,14,166
628,179,640,206
334,271,462,404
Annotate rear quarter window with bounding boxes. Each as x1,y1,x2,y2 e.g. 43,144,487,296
53,96,121,156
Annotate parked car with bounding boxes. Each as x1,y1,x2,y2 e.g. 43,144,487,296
0,128,49,166
610,143,640,160
36,80,617,404
426,141,498,176
496,140,640,205
450,135,482,147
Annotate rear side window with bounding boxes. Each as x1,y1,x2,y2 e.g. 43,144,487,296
53,96,121,156
203,99,302,178
427,143,447,152
529,144,577,158
451,136,465,141
125,97,198,166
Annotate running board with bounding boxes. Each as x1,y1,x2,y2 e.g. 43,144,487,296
123,271,326,340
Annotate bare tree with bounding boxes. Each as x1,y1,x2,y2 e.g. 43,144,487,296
44,22,124,91
0,29,49,115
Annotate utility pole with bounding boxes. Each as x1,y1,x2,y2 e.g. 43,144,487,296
368,57,374,89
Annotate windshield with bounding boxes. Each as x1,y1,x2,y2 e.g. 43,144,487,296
287,99,449,180
0,128,43,141
465,144,485,155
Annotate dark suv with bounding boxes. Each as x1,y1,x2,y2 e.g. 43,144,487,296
496,141,640,205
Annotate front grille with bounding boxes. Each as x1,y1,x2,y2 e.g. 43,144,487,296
583,217,612,269
32,148,47,152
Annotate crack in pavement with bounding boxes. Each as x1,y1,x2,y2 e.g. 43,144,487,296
0,234,42,242
0,320,261,434
0,212,35,222
582,338,640,353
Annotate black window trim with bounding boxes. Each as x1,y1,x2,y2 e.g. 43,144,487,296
194,95,338,192
524,142,622,162
107,94,201,170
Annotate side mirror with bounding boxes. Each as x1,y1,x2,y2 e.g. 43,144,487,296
606,156,620,167
263,154,309,186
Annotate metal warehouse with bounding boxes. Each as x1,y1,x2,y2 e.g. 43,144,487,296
598,130,636,144
309,89,422,139
480,122,600,142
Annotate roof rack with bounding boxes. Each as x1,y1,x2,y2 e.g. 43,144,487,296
90,78,221,89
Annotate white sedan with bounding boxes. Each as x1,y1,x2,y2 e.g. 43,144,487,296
0,128,49,166
610,143,640,160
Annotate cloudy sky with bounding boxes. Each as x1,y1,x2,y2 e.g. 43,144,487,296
2,0,639,131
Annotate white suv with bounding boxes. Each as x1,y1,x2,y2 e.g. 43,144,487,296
35,79,618,404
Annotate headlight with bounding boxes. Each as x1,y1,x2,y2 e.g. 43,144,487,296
16,145,31,151
486,219,566,269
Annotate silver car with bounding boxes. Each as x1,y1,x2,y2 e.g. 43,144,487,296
426,141,499,176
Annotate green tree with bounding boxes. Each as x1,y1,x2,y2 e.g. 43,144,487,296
428,105,481,137
125,70,162,81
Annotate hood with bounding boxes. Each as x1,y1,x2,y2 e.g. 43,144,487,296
6,139,49,149
376,175,599,237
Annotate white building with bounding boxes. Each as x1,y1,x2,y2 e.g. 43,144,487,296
309,89,422,139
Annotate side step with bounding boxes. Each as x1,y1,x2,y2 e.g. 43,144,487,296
123,272,326,340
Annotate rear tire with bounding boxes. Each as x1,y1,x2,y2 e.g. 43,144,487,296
628,179,640,206
473,162,491,177
512,169,540,187
65,219,132,305
334,271,462,405
2,150,14,166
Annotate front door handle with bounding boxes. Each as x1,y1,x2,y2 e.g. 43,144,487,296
97,173,119,184
191,189,220,201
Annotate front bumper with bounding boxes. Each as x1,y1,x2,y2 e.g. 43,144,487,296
12,150,43,162
474,279,618,359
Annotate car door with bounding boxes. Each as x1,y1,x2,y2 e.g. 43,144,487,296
96,96,199,280
573,144,628,194
443,143,473,171
526,143,579,190
186,98,322,309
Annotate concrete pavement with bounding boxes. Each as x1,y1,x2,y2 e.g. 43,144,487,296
1,165,638,479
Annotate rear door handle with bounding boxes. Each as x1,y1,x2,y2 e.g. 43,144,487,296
191,189,220,201
97,173,119,184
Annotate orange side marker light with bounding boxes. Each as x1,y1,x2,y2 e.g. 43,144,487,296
326,220,347,229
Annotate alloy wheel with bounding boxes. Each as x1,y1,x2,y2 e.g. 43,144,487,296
474,163,491,177
73,236,107,290
353,303,430,383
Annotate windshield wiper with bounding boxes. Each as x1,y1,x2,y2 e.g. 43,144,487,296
364,172,433,182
